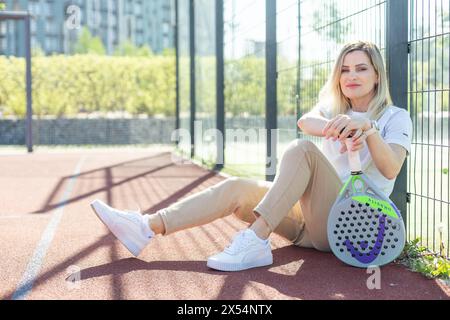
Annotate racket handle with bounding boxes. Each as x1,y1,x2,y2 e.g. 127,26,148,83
345,138,362,173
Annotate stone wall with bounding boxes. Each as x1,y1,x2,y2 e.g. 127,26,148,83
0,118,177,145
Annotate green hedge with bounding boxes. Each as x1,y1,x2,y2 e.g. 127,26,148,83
0,54,176,117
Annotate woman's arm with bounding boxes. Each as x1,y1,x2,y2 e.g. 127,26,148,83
365,134,407,180
297,111,330,137
323,115,408,180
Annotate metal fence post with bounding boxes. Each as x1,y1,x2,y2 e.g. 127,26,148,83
216,0,225,170
266,0,277,181
189,0,196,158
25,13,33,153
296,0,301,139
175,0,180,146
386,0,409,220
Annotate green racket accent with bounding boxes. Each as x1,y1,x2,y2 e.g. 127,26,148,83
352,195,399,220
339,179,351,196
351,176,365,193
339,180,350,196
339,175,364,196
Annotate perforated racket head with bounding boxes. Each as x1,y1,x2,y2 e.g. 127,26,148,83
327,173,406,268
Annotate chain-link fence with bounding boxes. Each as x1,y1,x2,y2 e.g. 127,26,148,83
176,0,449,256
408,0,449,256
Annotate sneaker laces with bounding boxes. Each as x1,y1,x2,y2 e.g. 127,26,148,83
114,205,142,224
122,205,153,238
124,204,142,215
224,231,252,254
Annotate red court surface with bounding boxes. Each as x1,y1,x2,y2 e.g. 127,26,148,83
0,146,449,300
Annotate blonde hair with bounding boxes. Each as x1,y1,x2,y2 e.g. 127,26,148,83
317,41,393,120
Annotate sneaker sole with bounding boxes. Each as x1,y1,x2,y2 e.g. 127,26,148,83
90,200,143,257
206,255,273,272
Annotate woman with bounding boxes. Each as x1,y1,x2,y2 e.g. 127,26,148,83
90,41,412,272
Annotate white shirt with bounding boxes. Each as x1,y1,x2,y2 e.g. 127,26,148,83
314,104,413,197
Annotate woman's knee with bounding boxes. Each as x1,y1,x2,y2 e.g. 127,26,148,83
279,140,318,168
220,176,244,189
215,177,248,203
287,139,317,152
221,176,265,190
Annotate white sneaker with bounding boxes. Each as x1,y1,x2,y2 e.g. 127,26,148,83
207,229,273,272
90,199,154,257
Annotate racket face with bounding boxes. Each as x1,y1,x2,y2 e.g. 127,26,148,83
327,174,406,268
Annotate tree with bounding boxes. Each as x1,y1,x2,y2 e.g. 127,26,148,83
113,40,153,57
162,48,175,57
74,27,106,55
0,1,5,10
312,0,351,45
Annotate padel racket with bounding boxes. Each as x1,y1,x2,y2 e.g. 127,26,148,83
327,138,406,268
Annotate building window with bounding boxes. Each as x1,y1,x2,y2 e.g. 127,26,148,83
28,1,40,15
135,3,142,16
162,37,169,48
46,20,55,34
0,22,6,35
43,2,51,17
31,20,37,33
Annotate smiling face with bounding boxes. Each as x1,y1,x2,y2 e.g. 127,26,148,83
339,50,379,110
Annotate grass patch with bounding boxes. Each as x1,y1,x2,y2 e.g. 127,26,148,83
395,238,450,280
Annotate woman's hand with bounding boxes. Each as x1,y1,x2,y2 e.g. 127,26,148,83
339,129,367,153
322,114,371,141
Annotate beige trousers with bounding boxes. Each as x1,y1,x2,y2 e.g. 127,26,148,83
158,139,343,252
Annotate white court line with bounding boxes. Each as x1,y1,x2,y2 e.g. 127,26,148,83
12,156,87,300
